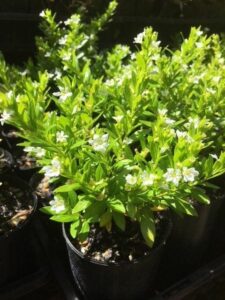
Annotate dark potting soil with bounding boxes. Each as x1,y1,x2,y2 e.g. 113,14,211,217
0,180,33,235
32,175,53,202
0,148,13,172
16,153,37,170
73,213,167,264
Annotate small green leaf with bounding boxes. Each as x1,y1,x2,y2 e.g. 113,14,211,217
70,219,80,238
140,210,155,248
54,183,81,193
108,198,126,214
113,212,125,231
72,199,92,213
39,206,55,216
100,211,112,227
51,214,78,223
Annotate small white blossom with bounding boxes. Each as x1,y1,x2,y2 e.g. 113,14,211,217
53,87,73,102
125,174,138,185
58,36,67,45
188,117,200,129
164,168,182,186
42,158,61,177
158,108,168,116
176,130,193,142
44,52,51,57
62,53,72,61
64,15,80,26
113,115,124,123
0,110,12,125
196,42,203,48
196,30,203,36
39,11,45,17
151,40,161,48
56,131,68,143
134,32,145,44
24,146,46,158
141,171,156,186
165,118,175,125
54,69,62,80
89,134,109,153
210,154,218,160
7,91,13,98
182,167,199,182
123,137,133,145
212,76,221,84
50,196,65,213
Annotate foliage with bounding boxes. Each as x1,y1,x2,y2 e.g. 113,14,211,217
0,2,225,248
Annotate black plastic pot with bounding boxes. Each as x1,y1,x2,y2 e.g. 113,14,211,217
63,218,172,300
158,194,224,289
0,175,38,287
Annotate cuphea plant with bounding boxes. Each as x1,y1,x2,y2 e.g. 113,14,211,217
0,2,225,248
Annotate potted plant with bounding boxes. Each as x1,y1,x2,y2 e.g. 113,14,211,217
1,3,225,299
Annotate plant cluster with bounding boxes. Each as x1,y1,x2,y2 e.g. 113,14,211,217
0,1,225,247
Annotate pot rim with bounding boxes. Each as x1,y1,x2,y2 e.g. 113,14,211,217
62,216,172,267
0,174,37,241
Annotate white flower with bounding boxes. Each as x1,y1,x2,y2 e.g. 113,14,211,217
56,131,68,143
123,137,132,145
64,15,80,26
113,115,124,123
151,40,161,48
196,42,203,48
62,53,72,61
44,52,51,57
39,11,45,17
212,76,221,84
58,36,67,45
196,29,203,36
182,167,199,182
134,32,145,44
188,117,200,129
36,148,46,158
141,171,156,186
210,154,218,160
125,174,138,185
49,196,65,213
54,69,62,80
0,110,12,125
24,146,46,158
53,87,73,102
164,168,182,186
176,130,193,143
42,158,61,177
88,134,109,153
7,91,13,98
158,108,168,116
165,118,175,125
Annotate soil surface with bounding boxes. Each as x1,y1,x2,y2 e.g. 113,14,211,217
16,153,37,170
0,148,13,173
73,214,169,264
0,179,34,235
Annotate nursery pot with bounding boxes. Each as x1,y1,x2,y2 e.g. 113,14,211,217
158,196,224,289
0,175,38,286
63,217,172,300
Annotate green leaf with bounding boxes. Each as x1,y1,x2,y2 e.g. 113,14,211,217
100,211,112,227
126,202,137,219
108,198,126,214
50,214,78,223
72,199,92,213
140,210,155,248
70,140,86,150
39,206,55,216
70,219,80,238
95,164,104,181
192,188,210,205
54,183,81,193
171,199,198,216
113,212,125,231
